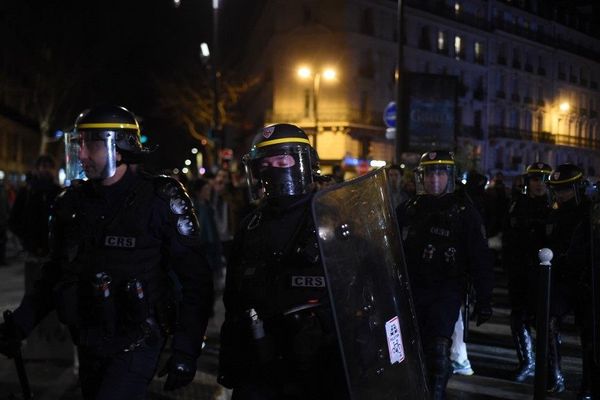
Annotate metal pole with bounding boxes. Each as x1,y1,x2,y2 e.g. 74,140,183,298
313,72,321,152
395,0,405,164
212,0,222,160
534,248,553,400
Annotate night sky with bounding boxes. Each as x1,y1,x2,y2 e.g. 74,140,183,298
0,0,262,170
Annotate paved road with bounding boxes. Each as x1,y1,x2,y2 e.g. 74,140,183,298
0,240,585,399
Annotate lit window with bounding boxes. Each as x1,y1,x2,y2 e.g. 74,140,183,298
454,36,462,59
474,42,483,60
438,31,446,51
454,2,461,14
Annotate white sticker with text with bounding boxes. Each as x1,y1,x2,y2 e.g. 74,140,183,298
385,316,405,365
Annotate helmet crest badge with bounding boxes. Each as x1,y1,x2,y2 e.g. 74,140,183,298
263,126,275,139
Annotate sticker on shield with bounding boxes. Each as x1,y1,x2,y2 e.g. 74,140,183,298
385,316,405,364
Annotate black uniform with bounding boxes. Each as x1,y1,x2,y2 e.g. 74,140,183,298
218,195,346,400
10,168,213,399
396,192,493,396
502,193,550,381
546,197,599,395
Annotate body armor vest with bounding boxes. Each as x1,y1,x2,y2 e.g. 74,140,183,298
403,195,468,282
54,174,172,349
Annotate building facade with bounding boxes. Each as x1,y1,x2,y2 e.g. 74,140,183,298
240,0,600,176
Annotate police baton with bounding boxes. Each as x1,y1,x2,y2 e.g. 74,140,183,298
533,248,553,400
3,310,32,400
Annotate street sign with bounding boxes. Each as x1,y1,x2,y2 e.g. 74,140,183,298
385,127,396,140
383,101,397,128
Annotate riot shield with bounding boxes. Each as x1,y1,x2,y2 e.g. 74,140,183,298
312,168,428,400
590,200,600,363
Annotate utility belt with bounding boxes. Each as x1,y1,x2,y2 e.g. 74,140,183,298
54,272,175,353
246,302,334,370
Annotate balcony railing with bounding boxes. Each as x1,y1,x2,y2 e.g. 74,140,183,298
266,108,384,127
489,126,555,144
489,126,600,149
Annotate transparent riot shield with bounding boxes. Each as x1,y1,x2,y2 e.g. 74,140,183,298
590,200,600,363
312,168,428,400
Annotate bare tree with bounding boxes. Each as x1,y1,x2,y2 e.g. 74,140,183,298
155,65,259,156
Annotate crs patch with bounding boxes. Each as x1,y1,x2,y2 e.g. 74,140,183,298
105,236,136,248
262,126,275,138
291,275,326,288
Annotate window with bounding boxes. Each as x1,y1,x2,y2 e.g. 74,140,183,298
497,42,507,64
454,35,463,60
304,89,311,118
358,49,375,79
474,42,484,64
360,91,369,119
474,110,482,128
454,1,461,15
437,31,447,54
419,26,431,50
360,9,374,35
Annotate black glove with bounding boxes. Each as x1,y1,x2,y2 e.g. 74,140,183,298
474,304,493,327
158,351,197,391
0,322,21,359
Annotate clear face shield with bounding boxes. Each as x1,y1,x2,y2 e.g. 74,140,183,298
548,183,579,206
64,130,117,182
415,164,455,196
243,145,314,200
523,173,550,197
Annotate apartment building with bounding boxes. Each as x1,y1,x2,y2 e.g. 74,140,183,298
240,0,600,175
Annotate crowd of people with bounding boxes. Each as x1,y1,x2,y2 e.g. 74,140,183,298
0,108,597,400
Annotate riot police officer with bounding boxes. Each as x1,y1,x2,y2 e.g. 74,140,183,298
396,150,494,399
218,124,347,399
545,164,599,398
502,162,552,382
0,105,213,399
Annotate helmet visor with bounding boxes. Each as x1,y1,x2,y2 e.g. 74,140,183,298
244,145,313,200
415,164,455,195
65,130,117,182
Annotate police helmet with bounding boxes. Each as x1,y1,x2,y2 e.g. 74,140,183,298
546,164,584,204
74,105,151,162
243,123,319,199
415,150,456,195
523,162,552,195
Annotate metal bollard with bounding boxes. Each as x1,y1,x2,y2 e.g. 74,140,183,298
534,248,553,400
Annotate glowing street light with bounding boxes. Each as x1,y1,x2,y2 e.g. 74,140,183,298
296,65,338,151
559,102,570,112
184,159,192,166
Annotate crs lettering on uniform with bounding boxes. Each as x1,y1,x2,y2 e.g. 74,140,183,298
104,236,136,248
291,276,326,288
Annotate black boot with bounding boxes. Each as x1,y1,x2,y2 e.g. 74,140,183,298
510,315,535,382
547,318,566,393
426,337,452,400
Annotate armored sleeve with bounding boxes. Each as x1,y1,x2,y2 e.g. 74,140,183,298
11,188,75,336
463,203,494,307
153,177,213,359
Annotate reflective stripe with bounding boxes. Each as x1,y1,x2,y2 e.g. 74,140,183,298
420,160,455,166
255,138,310,148
78,123,139,130
548,172,583,185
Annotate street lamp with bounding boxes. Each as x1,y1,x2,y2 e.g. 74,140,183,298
296,65,337,151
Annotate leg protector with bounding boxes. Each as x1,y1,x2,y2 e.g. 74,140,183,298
510,314,535,382
547,318,566,393
426,337,452,400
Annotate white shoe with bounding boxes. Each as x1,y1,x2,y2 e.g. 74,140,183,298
452,360,474,376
